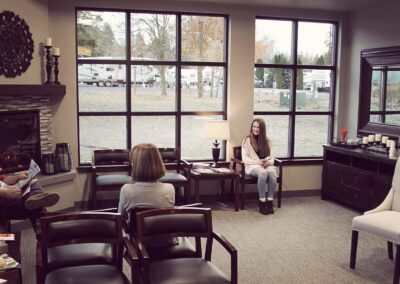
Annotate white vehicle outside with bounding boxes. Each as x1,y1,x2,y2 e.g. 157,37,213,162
78,64,124,87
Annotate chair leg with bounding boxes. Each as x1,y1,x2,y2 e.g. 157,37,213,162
240,183,245,210
394,244,400,284
278,177,282,208
350,230,358,269
92,190,97,209
389,241,394,260
184,183,191,204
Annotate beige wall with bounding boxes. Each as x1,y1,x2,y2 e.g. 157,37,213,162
1,0,352,207
0,0,49,84
344,1,400,136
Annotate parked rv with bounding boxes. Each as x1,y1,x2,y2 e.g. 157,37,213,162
78,64,124,87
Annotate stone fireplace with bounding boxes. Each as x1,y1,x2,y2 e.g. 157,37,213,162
0,84,66,174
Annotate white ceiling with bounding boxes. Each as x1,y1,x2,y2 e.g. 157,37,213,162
171,0,394,12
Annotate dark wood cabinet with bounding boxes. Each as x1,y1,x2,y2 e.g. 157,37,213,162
322,145,396,212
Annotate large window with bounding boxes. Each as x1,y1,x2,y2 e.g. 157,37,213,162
254,18,337,158
77,9,228,163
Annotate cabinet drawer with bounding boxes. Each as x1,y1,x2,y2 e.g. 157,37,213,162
343,185,370,210
342,168,374,194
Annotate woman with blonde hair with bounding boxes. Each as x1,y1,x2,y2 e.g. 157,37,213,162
242,118,277,215
118,143,174,221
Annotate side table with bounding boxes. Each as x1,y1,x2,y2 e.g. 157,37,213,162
190,168,239,211
0,232,22,284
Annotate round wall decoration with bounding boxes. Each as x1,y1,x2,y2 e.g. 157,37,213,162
0,10,34,78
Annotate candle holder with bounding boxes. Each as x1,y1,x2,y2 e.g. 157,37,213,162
44,45,53,85
53,55,60,85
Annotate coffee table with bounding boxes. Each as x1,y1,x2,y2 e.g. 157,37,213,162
190,166,239,211
0,232,21,284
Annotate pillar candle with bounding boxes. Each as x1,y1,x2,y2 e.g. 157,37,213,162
45,37,52,46
362,137,369,145
53,47,60,56
386,140,392,148
382,136,389,145
375,133,382,142
368,134,375,142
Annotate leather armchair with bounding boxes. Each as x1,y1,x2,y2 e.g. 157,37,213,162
126,203,203,262
36,211,138,284
158,148,192,204
91,149,132,209
131,207,237,284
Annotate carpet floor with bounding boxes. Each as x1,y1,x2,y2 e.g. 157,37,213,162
18,196,393,283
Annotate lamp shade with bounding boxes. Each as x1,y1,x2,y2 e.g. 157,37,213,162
204,120,230,140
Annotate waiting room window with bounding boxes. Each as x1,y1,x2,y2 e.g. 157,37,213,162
76,9,228,164
254,18,337,158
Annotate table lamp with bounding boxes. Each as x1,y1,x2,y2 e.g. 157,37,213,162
204,120,230,167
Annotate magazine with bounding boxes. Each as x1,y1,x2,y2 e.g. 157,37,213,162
0,234,15,241
16,159,41,190
0,159,40,198
0,254,21,271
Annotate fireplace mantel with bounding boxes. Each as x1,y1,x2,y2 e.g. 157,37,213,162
0,84,66,96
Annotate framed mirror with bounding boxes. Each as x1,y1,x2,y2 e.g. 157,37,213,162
358,46,400,138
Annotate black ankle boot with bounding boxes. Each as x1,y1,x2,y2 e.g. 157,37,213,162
259,200,269,215
266,200,274,214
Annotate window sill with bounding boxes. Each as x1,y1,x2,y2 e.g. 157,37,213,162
37,170,77,187
279,158,322,166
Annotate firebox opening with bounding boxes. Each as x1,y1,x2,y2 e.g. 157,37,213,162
0,110,41,175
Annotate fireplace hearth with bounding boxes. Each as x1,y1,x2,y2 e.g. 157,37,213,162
0,110,41,175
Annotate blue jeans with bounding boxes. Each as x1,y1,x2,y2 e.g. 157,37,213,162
250,167,277,199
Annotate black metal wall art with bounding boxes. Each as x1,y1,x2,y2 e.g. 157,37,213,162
0,10,34,78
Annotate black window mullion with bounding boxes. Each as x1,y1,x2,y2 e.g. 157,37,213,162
176,14,182,150
382,68,388,123
126,12,132,150
289,20,298,158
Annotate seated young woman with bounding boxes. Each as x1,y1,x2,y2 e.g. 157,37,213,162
241,118,277,215
118,143,175,221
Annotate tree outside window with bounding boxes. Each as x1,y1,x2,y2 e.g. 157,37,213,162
254,18,337,158
76,10,227,164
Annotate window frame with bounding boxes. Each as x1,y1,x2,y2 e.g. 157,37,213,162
76,7,229,165
254,17,339,159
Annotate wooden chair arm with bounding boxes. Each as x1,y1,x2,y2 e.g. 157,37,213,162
123,237,140,263
92,164,130,173
231,158,243,165
274,158,283,165
176,203,203,208
133,237,150,260
212,232,237,255
134,237,150,284
212,232,238,284
123,237,142,284
93,207,118,213
180,159,192,168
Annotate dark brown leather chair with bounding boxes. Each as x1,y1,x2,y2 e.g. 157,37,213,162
158,148,191,204
91,149,132,209
131,207,237,284
231,146,283,209
126,203,203,262
36,211,138,284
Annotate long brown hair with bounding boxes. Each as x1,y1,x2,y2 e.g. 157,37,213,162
129,143,166,182
248,118,270,158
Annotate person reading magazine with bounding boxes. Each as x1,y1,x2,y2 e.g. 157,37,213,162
0,160,59,231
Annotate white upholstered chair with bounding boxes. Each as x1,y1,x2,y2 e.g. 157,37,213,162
350,157,400,283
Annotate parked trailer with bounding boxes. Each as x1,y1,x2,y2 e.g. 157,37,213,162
78,64,124,87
